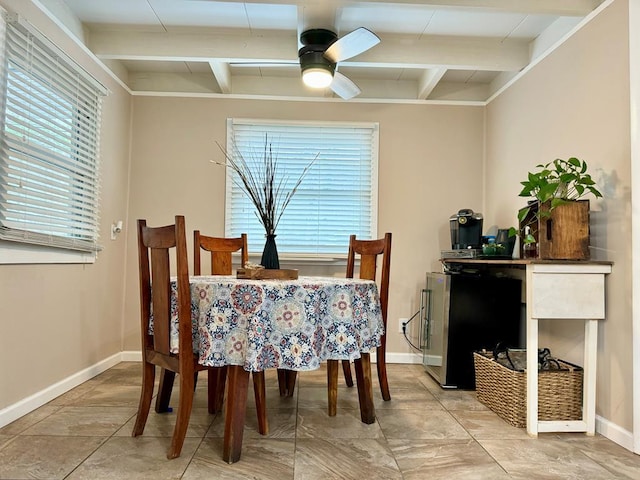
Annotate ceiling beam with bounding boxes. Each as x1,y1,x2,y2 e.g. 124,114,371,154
209,61,231,93
343,34,528,71
89,30,529,72
89,30,298,62
418,67,447,99
297,3,337,37
129,72,219,93
194,0,602,17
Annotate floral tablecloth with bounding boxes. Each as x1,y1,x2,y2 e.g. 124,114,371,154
168,275,384,372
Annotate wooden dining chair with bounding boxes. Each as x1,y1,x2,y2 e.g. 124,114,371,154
193,231,268,434
194,231,248,413
282,233,392,422
193,231,248,276
156,231,251,407
132,215,215,459
340,232,392,401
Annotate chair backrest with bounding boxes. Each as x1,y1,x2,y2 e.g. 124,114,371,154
346,233,392,328
194,231,248,275
137,215,193,363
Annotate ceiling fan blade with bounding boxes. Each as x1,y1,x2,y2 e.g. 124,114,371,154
324,27,380,63
330,71,361,100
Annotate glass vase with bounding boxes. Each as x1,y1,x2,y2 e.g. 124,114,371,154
523,242,538,259
261,233,280,269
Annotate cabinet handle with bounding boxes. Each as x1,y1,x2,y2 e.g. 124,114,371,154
420,288,430,349
419,288,425,348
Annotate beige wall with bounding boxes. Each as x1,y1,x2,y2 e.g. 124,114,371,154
485,0,632,431
3,0,636,447
123,97,485,355
0,0,132,409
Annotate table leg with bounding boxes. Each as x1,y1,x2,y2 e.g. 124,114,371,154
526,316,539,436
354,353,375,424
327,360,338,417
583,319,598,435
252,371,269,435
208,366,227,414
222,365,250,464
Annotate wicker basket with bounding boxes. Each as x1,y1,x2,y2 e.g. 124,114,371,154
473,350,583,428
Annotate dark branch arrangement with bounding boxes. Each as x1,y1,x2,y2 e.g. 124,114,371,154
214,134,318,235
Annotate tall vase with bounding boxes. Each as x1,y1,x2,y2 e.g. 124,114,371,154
261,233,280,269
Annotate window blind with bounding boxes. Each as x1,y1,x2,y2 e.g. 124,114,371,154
0,13,106,253
225,119,378,255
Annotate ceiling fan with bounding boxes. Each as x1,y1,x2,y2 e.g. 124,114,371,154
297,27,380,100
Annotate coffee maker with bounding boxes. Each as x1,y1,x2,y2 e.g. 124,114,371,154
449,208,483,250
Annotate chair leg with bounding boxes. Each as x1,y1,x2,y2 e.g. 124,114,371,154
252,371,269,435
277,369,288,396
223,365,250,464
327,360,339,417
167,370,196,459
277,369,297,396
341,360,354,387
132,361,156,436
208,366,227,414
286,371,297,397
354,353,376,424
377,341,391,401
156,369,197,411
155,368,175,413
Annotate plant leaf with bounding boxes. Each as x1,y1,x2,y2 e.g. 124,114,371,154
518,207,530,223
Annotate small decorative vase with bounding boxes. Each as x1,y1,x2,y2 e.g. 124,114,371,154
523,241,538,259
261,233,280,269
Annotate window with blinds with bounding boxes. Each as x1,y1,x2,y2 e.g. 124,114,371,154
0,13,106,254
225,119,378,256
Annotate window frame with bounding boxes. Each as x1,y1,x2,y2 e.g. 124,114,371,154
224,118,379,260
0,11,106,264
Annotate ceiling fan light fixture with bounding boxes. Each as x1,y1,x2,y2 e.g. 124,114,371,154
302,67,333,88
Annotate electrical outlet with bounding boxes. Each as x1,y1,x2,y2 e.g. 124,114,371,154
398,317,408,333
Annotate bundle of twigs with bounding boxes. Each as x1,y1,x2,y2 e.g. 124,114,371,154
214,134,318,235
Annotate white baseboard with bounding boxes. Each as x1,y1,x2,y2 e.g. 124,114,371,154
121,350,142,362
596,414,635,451
0,352,122,428
384,352,423,364
3,350,634,456
0,349,420,429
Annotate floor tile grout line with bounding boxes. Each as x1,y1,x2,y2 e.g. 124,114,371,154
60,436,117,479
5,364,640,479
62,399,141,479
179,426,210,480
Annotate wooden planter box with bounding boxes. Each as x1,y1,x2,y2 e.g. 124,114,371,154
519,200,590,260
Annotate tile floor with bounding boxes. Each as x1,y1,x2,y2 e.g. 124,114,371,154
1,362,640,479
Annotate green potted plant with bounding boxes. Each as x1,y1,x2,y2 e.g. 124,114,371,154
517,157,602,260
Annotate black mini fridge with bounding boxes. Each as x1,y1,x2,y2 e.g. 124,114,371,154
421,272,523,389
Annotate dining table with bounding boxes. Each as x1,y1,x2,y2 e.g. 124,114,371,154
167,274,385,463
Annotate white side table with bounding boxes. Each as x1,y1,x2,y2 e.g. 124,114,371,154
526,262,612,436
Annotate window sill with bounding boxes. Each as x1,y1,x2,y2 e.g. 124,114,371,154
0,241,96,264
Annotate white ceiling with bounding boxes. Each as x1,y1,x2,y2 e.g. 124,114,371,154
53,0,606,102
